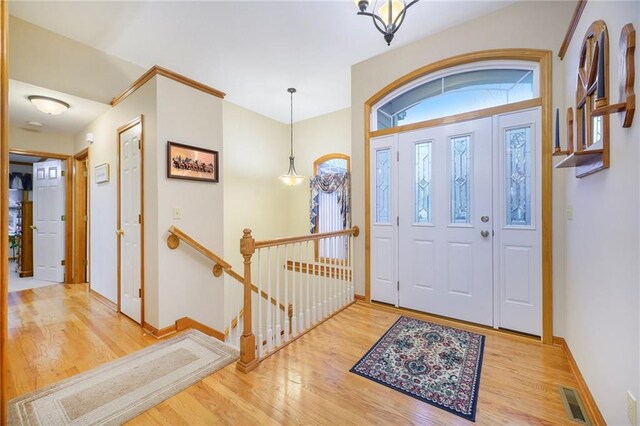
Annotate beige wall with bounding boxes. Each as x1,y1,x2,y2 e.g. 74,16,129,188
10,126,75,155
9,16,144,104
288,108,351,236
74,77,159,325
350,0,574,335
222,101,290,272
155,76,224,330
561,2,640,423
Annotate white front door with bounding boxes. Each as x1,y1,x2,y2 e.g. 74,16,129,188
33,159,65,283
119,122,142,323
398,118,494,326
370,108,542,335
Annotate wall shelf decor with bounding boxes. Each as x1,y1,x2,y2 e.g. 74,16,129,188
554,21,635,178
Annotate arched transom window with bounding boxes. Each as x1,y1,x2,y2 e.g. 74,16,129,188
373,61,540,131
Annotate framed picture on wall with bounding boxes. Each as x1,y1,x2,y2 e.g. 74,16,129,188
167,141,219,183
95,163,110,184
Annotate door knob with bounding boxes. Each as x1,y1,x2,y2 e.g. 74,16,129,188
480,230,490,237
481,216,490,223
29,225,37,230
115,229,125,236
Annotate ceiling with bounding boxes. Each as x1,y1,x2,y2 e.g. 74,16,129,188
9,153,48,164
9,1,515,123
9,79,110,134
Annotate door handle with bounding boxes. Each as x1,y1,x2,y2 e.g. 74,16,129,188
29,225,37,230
480,230,490,238
115,229,125,236
481,216,490,223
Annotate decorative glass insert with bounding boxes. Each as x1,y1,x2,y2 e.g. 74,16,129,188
414,142,432,223
375,148,391,223
377,68,536,130
505,126,532,226
450,136,471,224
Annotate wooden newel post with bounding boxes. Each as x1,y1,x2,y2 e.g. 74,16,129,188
236,228,259,373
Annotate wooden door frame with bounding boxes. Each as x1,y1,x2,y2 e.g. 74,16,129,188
363,49,554,344
9,148,74,284
1,0,9,421
73,148,89,284
116,116,145,325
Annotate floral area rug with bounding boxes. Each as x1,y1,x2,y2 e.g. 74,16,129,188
350,316,485,422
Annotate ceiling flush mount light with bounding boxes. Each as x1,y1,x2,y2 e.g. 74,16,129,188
279,88,305,187
28,95,70,115
355,0,420,46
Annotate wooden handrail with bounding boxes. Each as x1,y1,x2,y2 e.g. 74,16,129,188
255,226,360,249
167,226,286,312
168,226,232,270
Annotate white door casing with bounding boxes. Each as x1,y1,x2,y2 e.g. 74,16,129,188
369,134,398,305
398,118,494,326
494,108,542,336
33,159,65,283
119,122,142,323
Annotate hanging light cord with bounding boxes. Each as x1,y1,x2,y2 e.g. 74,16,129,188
289,89,294,157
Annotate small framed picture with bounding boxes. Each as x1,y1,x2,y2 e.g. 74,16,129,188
167,141,219,183
95,163,110,184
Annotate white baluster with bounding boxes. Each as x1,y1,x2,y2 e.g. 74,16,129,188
350,234,354,300
275,245,282,347
311,240,317,324
291,243,297,337
266,247,273,354
284,244,290,341
305,240,311,329
256,250,263,358
236,278,241,347
298,241,304,332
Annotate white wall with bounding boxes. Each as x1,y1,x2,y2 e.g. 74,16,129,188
74,77,159,325
350,0,573,333
561,2,640,424
288,108,351,236
155,76,224,330
10,126,75,155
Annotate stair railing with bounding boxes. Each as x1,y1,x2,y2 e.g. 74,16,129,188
235,226,359,373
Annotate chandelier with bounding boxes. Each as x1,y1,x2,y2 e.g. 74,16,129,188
355,0,420,46
279,88,305,186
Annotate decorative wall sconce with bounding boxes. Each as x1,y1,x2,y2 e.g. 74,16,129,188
554,21,635,178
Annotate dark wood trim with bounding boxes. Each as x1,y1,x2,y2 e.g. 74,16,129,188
1,0,9,421
116,116,145,326
111,65,225,107
558,0,588,60
553,337,606,425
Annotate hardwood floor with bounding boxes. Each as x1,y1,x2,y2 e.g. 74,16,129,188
8,284,580,425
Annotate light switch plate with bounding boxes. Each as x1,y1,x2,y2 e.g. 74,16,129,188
172,208,182,220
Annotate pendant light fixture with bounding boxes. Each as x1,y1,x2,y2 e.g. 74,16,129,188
279,88,305,186
354,0,420,46
28,95,70,115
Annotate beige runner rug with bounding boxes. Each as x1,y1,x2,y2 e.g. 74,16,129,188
9,329,239,425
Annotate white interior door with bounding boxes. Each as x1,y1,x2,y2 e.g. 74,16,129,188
494,108,542,335
398,118,494,326
33,160,65,283
119,123,142,323
370,134,398,305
